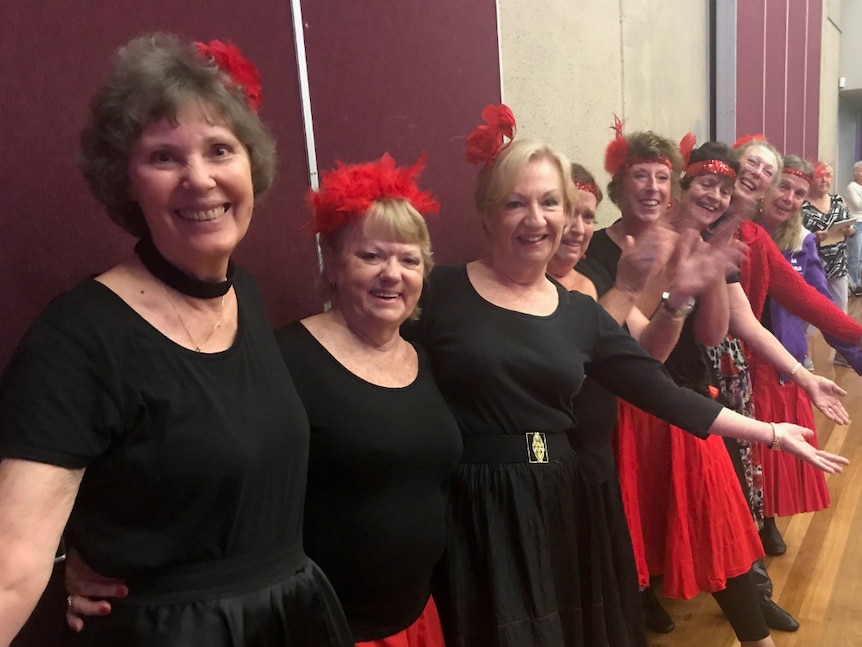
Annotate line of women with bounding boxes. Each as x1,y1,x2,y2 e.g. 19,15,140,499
0,33,852,647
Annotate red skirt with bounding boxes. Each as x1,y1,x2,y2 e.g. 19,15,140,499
750,355,830,517
355,596,445,647
616,401,764,600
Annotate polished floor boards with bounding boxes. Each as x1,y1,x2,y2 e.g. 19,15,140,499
650,297,862,646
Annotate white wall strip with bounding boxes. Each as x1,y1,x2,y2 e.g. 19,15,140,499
495,0,505,102
289,0,325,280
714,0,738,144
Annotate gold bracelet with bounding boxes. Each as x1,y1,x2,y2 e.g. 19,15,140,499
769,422,783,451
789,361,802,376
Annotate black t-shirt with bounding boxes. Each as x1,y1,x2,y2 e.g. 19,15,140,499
277,322,462,641
0,270,309,578
405,265,720,440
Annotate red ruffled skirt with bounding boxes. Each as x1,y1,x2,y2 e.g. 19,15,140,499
616,400,764,600
749,355,830,517
355,596,445,647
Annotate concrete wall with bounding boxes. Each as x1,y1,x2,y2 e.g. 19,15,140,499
497,0,711,225
819,0,842,166
839,0,862,90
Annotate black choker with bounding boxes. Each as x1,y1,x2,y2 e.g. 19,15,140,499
135,236,234,299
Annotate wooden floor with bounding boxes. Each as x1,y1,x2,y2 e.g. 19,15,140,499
651,297,862,646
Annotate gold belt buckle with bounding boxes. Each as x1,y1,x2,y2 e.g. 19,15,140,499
526,432,548,464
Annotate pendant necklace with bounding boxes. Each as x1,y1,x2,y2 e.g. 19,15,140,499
159,283,226,352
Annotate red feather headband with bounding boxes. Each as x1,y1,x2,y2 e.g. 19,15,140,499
604,115,671,177
732,133,766,149
466,104,516,165
309,153,440,236
196,40,262,112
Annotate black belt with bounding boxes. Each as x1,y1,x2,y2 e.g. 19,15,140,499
460,431,573,464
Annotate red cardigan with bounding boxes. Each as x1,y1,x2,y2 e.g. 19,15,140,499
738,219,862,342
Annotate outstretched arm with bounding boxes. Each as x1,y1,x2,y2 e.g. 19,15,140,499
759,230,862,344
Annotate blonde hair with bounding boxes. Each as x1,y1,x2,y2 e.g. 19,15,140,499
767,211,805,253
474,138,578,220
734,139,783,190
319,198,433,319
757,155,813,253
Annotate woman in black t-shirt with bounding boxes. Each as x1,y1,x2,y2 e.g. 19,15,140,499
0,34,351,647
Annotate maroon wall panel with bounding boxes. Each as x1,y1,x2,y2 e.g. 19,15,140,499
802,3,822,160
736,1,766,136
0,0,316,372
300,0,501,266
763,2,789,148
735,0,821,158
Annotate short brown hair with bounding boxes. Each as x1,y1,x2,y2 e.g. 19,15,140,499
80,33,276,237
607,131,684,206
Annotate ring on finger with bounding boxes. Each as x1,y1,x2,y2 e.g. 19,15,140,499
66,595,72,609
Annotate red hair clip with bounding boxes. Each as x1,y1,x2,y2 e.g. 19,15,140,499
196,40,262,112
309,153,440,236
813,161,830,179
466,104,516,165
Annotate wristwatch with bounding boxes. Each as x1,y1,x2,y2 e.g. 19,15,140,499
660,291,696,319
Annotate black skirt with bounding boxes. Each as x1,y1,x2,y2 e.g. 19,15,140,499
432,444,647,647
65,545,353,647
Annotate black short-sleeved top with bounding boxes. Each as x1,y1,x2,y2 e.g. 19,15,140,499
0,270,309,578
276,322,462,641
407,264,721,441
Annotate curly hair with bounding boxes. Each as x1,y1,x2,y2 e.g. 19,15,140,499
79,33,276,238
606,131,684,206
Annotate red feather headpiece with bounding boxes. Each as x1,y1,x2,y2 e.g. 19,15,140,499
813,161,831,179
604,115,629,177
196,40,263,112
308,153,440,236
679,132,696,166
604,115,672,177
466,104,516,165
732,133,766,150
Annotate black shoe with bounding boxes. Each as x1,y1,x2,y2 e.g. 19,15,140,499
759,516,787,556
642,587,675,633
759,597,800,632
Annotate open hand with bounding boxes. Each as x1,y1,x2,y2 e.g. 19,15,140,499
772,422,849,473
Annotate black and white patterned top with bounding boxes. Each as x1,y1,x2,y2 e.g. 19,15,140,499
801,193,851,278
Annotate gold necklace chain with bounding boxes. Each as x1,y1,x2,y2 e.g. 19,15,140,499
158,283,226,352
